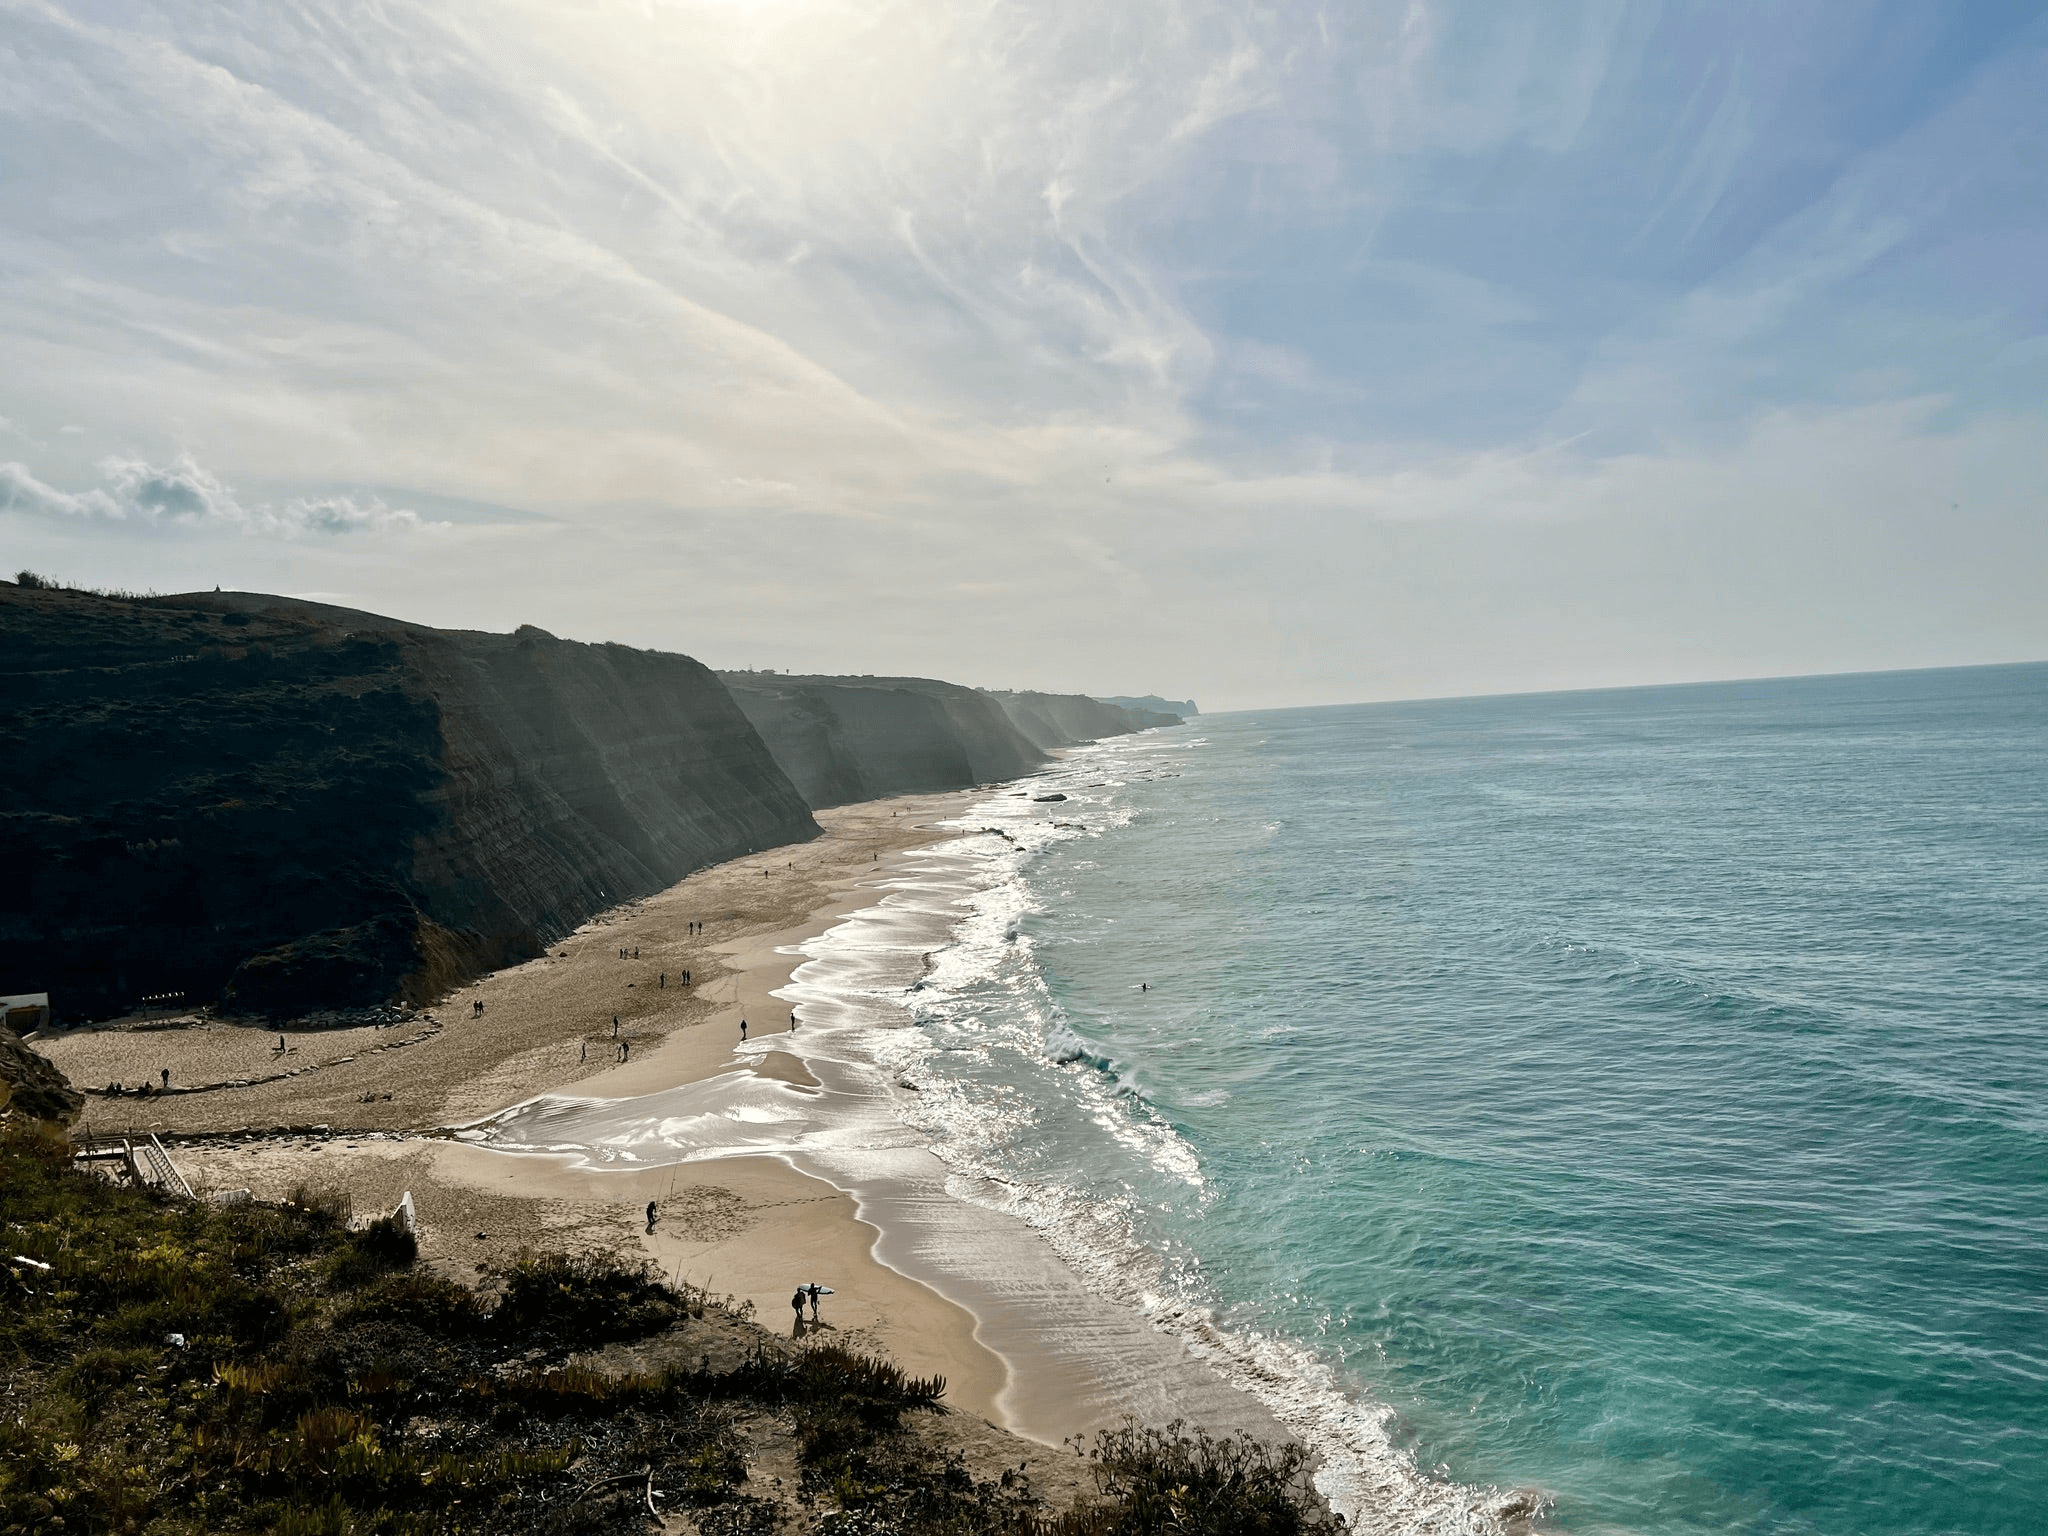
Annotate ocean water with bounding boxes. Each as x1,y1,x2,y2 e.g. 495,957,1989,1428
480,662,2048,1535
884,663,2048,1534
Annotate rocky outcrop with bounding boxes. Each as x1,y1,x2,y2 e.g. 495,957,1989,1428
0,1026,83,1124
720,674,1047,809
0,585,818,1021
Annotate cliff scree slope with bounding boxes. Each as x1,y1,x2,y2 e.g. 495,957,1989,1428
0,585,818,1020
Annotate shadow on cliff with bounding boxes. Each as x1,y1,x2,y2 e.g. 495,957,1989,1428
1,585,818,1022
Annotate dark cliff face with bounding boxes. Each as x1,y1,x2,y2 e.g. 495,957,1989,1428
1,589,445,1019
407,625,818,971
720,674,1047,809
0,586,817,1020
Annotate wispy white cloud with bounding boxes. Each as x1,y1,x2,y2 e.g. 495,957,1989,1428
0,0,2040,703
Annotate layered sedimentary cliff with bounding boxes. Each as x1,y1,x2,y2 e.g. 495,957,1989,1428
718,674,1048,809
0,586,817,1020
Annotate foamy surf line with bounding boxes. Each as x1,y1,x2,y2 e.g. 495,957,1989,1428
465,754,1528,1533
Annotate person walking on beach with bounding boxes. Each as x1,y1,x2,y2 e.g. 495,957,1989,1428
806,1283,824,1322
161,1067,170,1090
580,1041,586,1062
613,1015,620,1036
660,973,665,989
646,1200,658,1233
792,1287,807,1334
739,1018,748,1042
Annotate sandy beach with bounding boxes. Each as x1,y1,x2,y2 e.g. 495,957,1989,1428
53,792,978,1137
43,786,1291,1460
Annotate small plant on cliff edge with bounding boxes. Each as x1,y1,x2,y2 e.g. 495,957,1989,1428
14,569,50,589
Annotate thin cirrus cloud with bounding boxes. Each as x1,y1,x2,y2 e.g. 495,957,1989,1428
0,0,2043,705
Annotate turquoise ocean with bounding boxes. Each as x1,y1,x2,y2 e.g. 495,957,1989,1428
889,663,2048,1535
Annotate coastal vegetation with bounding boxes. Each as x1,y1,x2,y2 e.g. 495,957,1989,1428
0,1118,1337,1534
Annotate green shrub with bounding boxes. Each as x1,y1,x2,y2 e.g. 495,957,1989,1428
56,1345,156,1421
285,1182,353,1227
271,1492,356,1535
1033,1419,1342,1536
332,1268,485,1335
491,1249,683,1347
327,1214,418,1289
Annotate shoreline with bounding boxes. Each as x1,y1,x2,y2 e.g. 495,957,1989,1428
44,783,1292,1457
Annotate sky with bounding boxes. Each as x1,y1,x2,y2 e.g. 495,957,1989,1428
2,0,2044,710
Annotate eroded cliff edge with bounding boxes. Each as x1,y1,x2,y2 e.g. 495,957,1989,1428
0,586,819,1019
